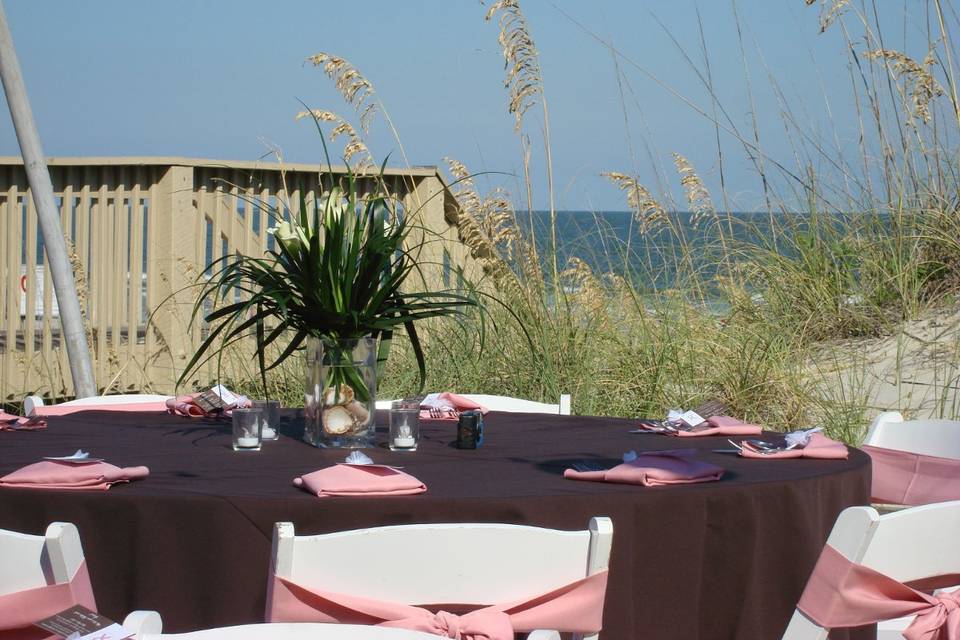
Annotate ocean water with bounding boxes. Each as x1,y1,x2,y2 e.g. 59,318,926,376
514,210,866,292
516,210,776,291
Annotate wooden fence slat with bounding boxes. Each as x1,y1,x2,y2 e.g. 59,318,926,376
0,160,447,401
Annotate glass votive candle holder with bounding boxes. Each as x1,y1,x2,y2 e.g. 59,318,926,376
389,399,420,451
252,399,281,441
232,407,263,452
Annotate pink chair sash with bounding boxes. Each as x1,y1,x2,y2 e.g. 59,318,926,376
266,569,609,639
862,445,960,506
798,544,960,640
34,401,168,417
0,560,96,638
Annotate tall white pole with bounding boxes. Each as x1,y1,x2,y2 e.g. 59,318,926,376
0,1,96,398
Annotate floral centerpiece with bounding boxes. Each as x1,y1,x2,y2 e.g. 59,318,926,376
179,143,478,448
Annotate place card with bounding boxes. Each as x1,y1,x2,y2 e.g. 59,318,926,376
676,410,706,428
194,390,229,413
43,450,103,464
34,605,132,640
210,384,241,406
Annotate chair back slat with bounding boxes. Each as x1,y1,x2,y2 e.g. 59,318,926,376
781,501,960,639
274,520,609,604
864,411,960,458
0,522,85,594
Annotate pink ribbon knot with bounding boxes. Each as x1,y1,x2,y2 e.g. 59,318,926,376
905,592,960,640
383,608,513,640
799,544,960,640
267,569,608,636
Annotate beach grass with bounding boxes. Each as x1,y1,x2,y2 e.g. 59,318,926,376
19,2,960,447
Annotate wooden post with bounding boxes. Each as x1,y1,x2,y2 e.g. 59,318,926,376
403,174,448,289
149,164,196,392
0,2,96,397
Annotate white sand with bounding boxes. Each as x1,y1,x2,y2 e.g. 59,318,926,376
810,305,960,423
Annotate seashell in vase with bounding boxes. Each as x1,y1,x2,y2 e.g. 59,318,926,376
322,384,355,406
345,400,370,426
322,405,356,435
304,336,377,448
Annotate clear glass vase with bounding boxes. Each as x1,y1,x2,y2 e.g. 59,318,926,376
304,336,377,448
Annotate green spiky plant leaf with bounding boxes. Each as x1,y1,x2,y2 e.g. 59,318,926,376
179,132,480,400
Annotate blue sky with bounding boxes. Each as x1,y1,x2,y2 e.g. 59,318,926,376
0,1,921,210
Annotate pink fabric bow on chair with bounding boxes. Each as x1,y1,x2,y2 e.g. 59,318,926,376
798,543,960,640
0,561,96,639
564,449,724,486
739,433,848,460
0,411,45,431
0,460,149,491
676,415,763,437
266,568,609,640
33,401,168,417
861,445,960,506
293,464,426,498
420,393,488,421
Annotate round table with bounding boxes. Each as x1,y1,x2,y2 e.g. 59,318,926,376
0,409,870,639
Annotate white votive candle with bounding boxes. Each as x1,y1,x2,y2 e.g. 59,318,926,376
261,426,277,440
236,436,259,448
393,435,416,448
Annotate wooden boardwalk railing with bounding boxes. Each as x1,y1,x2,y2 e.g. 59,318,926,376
0,157,469,403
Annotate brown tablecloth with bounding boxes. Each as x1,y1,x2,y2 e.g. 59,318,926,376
0,410,870,639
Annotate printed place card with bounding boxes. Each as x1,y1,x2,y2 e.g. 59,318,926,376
676,410,706,427
195,390,228,413
34,605,132,640
210,384,240,406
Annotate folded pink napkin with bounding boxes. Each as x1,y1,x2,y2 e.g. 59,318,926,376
165,394,251,418
739,433,848,459
0,460,149,490
420,392,488,421
166,394,209,417
0,410,45,430
293,464,427,497
564,449,724,486
676,415,763,437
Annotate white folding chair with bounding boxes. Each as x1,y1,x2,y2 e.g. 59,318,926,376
121,615,447,640
863,411,960,511
24,393,173,416
24,393,173,411
376,394,572,415
864,411,960,458
266,517,613,640
376,393,570,416
0,522,95,628
782,501,960,639
460,394,572,415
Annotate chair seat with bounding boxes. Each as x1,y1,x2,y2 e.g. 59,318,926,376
122,616,447,640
